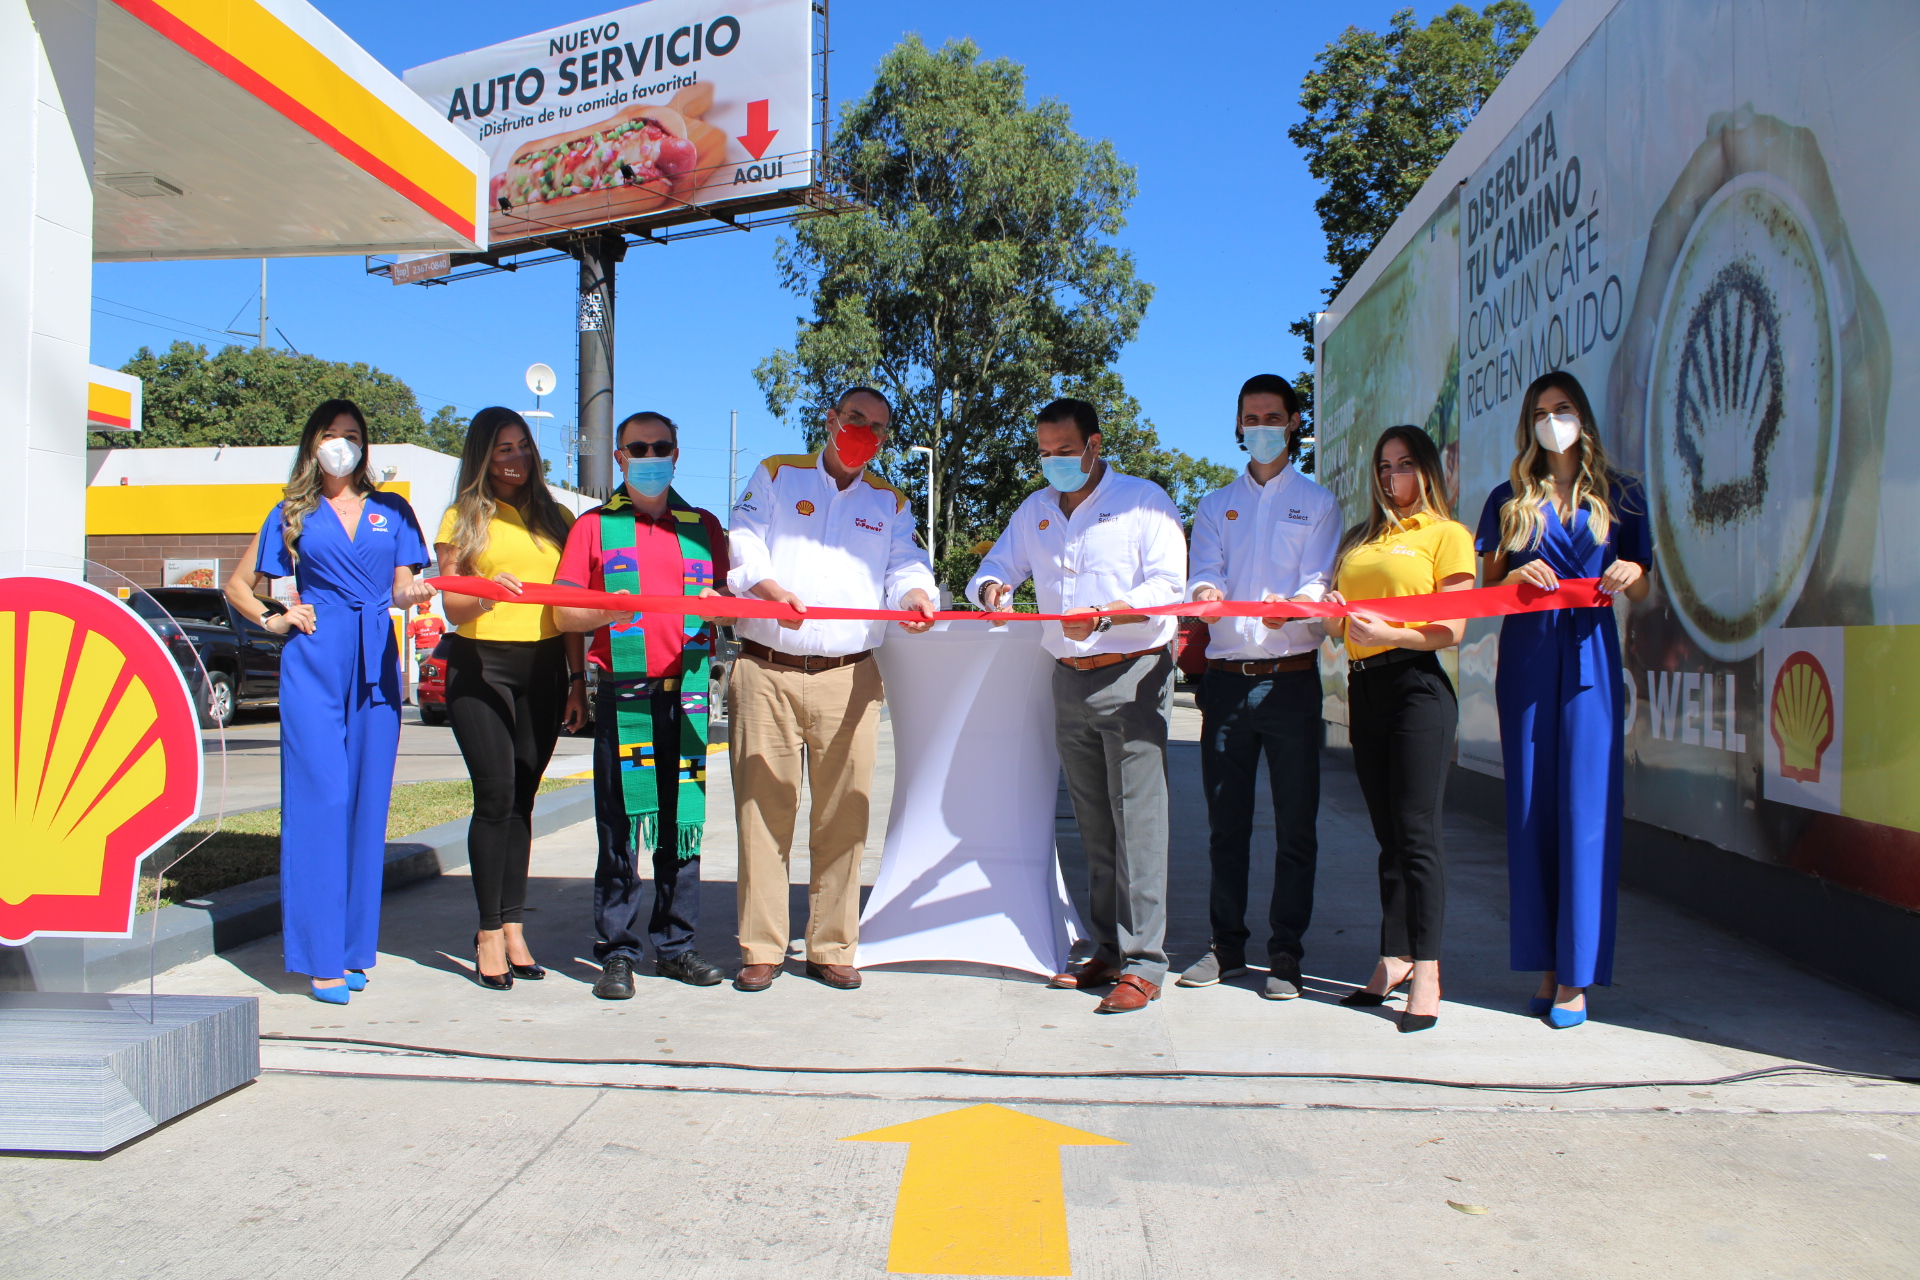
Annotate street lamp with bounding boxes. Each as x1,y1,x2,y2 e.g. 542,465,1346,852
907,445,936,567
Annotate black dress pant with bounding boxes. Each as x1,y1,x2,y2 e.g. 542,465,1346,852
1347,651,1455,962
445,635,568,930
1198,667,1323,964
592,687,702,963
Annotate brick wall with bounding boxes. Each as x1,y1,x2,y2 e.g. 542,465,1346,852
87,533,259,588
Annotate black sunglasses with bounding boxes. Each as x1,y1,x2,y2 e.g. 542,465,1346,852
621,440,675,458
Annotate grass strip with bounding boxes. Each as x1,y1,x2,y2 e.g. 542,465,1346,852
137,777,578,913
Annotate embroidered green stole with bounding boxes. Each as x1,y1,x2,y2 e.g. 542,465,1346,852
597,489,712,860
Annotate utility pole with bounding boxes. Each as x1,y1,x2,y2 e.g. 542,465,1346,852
727,409,739,516
574,235,624,497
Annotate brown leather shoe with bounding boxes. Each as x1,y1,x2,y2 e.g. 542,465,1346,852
1095,974,1161,1013
805,961,862,989
1048,959,1118,990
733,962,783,992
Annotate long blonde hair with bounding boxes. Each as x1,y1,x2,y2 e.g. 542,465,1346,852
1334,424,1454,575
445,407,572,573
1497,371,1617,552
282,399,377,565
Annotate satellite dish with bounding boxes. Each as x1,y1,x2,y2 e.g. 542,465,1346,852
525,363,557,397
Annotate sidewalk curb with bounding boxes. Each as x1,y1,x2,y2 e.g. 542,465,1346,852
43,783,596,992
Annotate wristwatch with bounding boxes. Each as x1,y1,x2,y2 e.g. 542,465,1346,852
1094,616,1113,634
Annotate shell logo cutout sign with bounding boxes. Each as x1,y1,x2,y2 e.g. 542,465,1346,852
0,578,202,944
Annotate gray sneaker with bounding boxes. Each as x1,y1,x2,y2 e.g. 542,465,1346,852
1264,956,1303,1000
1176,950,1248,988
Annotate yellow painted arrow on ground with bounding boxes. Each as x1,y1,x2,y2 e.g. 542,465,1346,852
844,1103,1124,1276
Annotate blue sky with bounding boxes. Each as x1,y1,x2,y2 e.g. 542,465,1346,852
90,0,1558,519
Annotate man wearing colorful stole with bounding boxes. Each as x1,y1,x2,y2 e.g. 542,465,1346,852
556,412,735,1000
727,387,939,993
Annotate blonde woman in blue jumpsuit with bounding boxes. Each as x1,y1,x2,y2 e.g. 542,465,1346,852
226,400,432,1003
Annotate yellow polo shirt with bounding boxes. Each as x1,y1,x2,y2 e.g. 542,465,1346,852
1336,510,1476,660
435,502,573,642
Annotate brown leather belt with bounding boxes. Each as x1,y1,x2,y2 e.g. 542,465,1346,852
741,639,871,673
1056,646,1166,672
1207,654,1316,676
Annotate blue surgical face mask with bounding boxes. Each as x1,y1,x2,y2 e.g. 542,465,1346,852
626,456,674,498
1242,427,1288,466
1040,454,1091,493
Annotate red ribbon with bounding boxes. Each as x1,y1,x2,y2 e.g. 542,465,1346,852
426,576,1612,624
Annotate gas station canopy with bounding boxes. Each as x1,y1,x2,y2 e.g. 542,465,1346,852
92,0,489,261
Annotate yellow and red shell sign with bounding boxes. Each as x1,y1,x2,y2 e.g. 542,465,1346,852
0,578,202,943
1770,650,1835,784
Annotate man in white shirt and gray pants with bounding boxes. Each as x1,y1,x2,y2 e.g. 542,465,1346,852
970,398,1188,1014
727,387,937,993
1176,374,1340,999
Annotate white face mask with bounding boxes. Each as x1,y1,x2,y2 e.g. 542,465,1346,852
1534,412,1582,455
1242,427,1288,466
316,436,363,477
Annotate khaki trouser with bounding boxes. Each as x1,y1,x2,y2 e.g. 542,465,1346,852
730,652,883,965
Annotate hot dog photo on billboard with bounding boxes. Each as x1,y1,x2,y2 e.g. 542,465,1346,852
405,0,811,246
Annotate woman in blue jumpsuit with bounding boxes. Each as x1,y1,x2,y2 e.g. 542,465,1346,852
1474,372,1651,1029
226,400,431,1003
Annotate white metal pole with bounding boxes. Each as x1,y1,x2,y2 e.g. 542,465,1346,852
727,409,739,515
908,445,935,566
258,259,268,350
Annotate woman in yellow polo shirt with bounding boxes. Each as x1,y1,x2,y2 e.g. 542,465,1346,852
435,407,587,990
1325,425,1475,1033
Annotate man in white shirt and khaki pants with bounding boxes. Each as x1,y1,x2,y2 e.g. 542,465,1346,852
727,387,938,993
1177,374,1340,999
970,398,1188,1014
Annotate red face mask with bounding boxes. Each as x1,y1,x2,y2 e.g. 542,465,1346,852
833,422,882,470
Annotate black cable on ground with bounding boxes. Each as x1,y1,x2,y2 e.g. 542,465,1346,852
259,1034,1920,1094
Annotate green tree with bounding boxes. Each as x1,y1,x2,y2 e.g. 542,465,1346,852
1285,3,1537,423
755,36,1229,589
94,341,464,454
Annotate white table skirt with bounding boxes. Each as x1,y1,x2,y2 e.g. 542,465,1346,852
855,620,1084,976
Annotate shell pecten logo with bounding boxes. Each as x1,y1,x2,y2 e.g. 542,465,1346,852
1770,650,1835,784
0,578,201,943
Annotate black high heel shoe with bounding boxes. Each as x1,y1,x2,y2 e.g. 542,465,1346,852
509,961,546,980
474,934,513,990
1339,975,1412,1007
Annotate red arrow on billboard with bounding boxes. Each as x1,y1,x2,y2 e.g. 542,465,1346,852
736,100,779,160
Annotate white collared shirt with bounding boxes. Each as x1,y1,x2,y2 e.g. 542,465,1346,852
966,466,1187,660
1188,464,1340,661
726,451,937,657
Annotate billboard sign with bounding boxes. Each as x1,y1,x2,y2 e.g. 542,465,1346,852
404,0,812,248
1315,0,1918,912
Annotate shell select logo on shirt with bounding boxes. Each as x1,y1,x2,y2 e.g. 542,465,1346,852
796,500,816,516
0,578,202,944
1038,519,1050,530
1226,510,1239,521
1769,650,1835,783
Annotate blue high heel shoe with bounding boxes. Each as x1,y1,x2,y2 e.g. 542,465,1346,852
1545,1004,1587,1029
310,980,350,1005
345,970,368,992
1527,996,1552,1016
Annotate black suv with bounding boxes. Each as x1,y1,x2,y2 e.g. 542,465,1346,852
132,587,286,728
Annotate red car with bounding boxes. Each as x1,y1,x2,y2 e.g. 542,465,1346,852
1173,615,1210,683
416,636,451,724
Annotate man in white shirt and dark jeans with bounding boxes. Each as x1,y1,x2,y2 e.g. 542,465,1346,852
1176,374,1340,999
969,398,1188,1014
727,387,938,993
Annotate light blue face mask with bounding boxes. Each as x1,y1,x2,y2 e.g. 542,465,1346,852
626,456,674,498
1040,454,1091,493
1242,427,1288,466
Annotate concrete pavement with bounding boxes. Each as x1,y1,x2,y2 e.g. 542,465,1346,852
6,695,1919,1277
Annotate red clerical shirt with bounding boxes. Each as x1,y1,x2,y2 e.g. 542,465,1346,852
554,501,730,676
